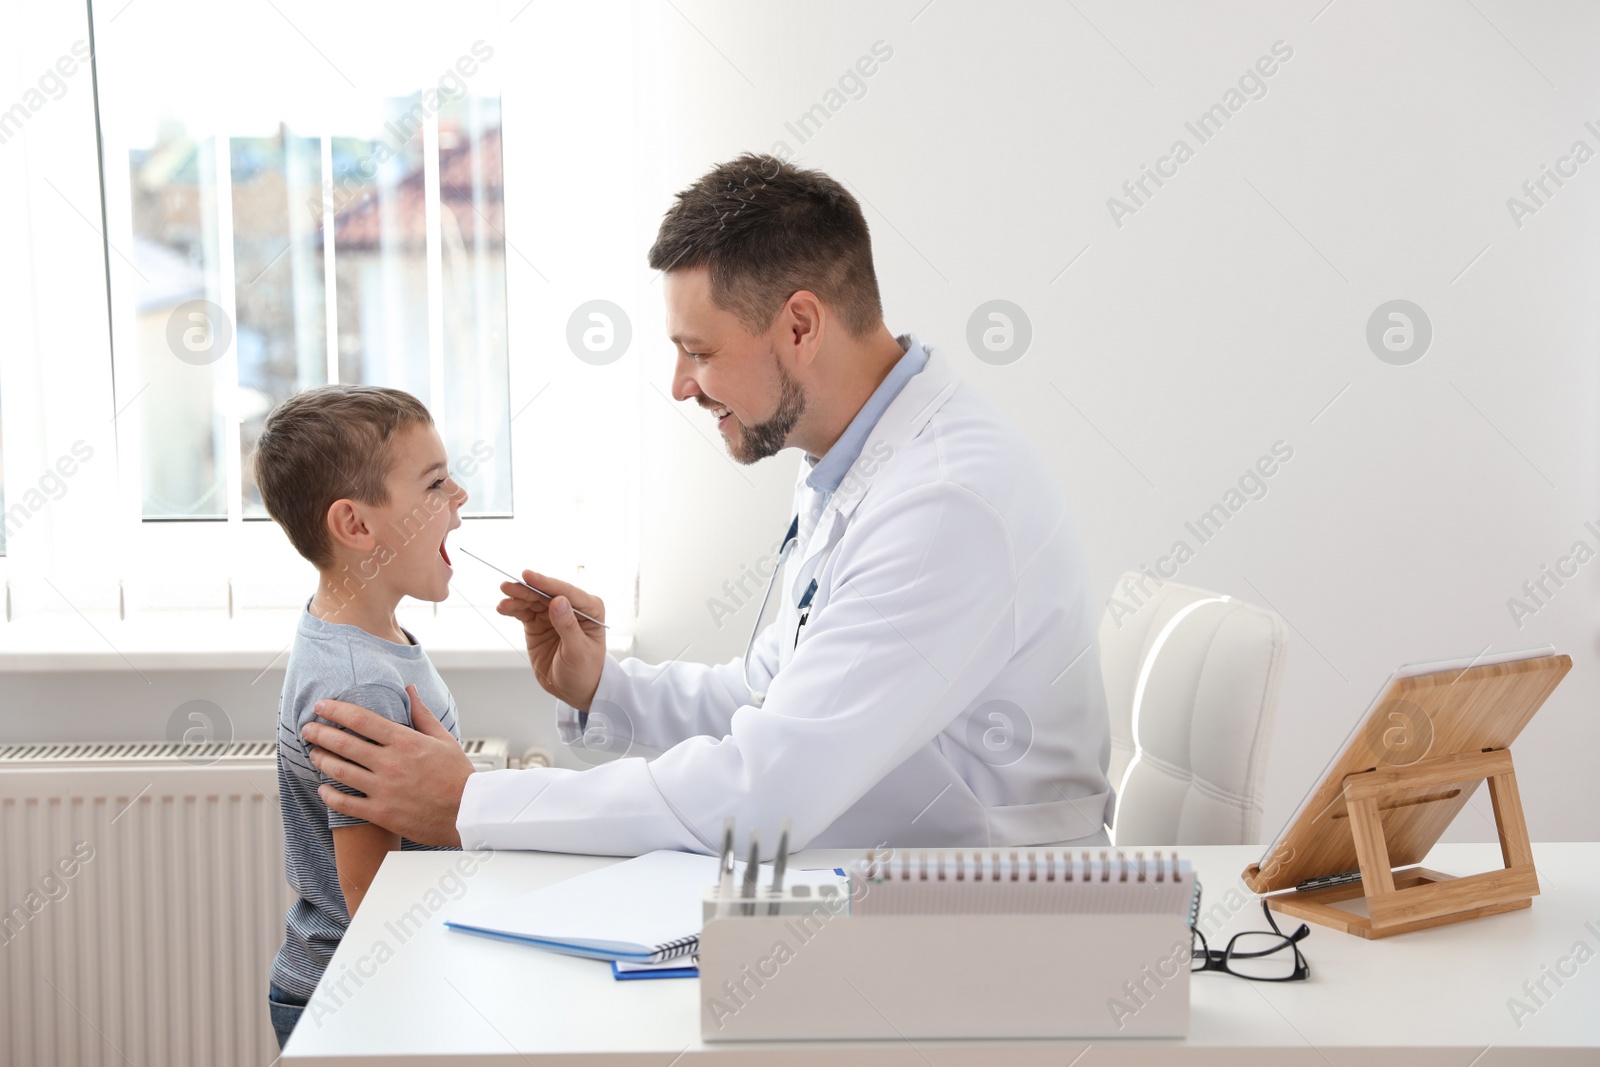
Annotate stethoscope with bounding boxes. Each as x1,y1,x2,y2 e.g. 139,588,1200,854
743,514,819,707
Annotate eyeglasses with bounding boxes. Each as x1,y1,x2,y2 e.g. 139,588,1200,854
1190,899,1311,981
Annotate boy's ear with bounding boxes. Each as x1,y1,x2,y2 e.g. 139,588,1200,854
325,498,375,554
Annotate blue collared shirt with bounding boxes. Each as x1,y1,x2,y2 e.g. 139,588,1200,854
804,334,929,500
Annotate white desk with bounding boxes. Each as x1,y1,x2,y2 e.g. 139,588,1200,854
284,843,1600,1065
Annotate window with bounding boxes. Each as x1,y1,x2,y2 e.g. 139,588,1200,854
104,15,511,524
0,1,642,654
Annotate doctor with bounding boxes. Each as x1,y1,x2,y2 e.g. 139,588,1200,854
304,153,1114,856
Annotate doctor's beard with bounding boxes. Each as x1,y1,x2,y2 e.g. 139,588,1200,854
729,356,807,464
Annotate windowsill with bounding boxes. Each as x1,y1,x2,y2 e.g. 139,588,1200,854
0,609,634,672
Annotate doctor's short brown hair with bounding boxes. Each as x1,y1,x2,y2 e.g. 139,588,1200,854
648,153,883,338
252,385,433,570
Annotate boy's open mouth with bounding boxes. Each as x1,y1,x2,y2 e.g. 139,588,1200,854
440,534,451,567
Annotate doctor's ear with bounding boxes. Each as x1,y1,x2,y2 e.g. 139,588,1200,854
779,290,825,365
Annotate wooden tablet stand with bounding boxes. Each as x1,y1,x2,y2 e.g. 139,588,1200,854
1244,651,1569,940
1265,747,1538,939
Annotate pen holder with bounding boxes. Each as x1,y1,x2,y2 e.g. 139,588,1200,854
701,881,850,922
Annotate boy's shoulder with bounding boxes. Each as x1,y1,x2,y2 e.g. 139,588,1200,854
281,612,423,730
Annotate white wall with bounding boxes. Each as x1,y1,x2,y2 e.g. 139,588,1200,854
622,0,1600,843
7,0,1598,841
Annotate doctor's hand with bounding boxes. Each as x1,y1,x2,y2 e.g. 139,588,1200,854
496,570,606,711
303,685,474,848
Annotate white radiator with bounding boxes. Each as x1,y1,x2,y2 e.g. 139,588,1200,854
0,737,508,1067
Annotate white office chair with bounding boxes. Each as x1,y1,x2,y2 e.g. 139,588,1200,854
1099,572,1287,846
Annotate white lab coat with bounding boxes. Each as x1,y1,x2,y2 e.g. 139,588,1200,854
458,347,1114,857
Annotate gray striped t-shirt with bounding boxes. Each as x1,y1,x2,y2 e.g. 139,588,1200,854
270,605,461,1001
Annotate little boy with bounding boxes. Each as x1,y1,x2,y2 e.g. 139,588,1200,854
253,384,467,1050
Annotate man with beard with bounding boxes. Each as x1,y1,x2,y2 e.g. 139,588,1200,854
303,154,1115,858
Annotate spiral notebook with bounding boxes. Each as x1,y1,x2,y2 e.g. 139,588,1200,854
446,849,844,963
849,849,1200,918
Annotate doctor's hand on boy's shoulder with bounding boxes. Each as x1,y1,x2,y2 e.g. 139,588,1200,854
496,569,606,711
304,685,475,848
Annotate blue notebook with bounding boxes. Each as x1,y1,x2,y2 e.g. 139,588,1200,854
612,959,699,981
445,849,845,964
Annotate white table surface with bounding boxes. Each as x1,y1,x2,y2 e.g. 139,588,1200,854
283,842,1600,1065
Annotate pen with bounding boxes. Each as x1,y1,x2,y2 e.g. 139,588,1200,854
742,831,761,915
768,820,790,916
718,818,736,918
456,547,610,629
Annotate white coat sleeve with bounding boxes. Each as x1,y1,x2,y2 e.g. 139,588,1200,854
457,482,1016,857
550,615,784,753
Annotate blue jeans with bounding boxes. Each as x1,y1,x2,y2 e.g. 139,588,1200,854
268,982,309,1050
